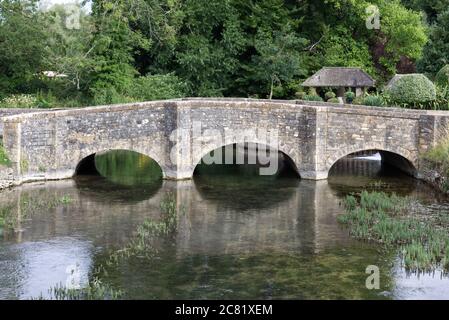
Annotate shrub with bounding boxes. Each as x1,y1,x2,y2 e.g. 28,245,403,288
386,74,436,107
129,74,187,101
92,87,136,106
0,143,11,167
325,91,336,101
436,65,449,87
327,97,340,103
363,94,384,106
345,90,355,103
295,90,306,99
303,95,323,102
36,91,58,109
0,94,38,108
307,87,317,95
352,96,363,105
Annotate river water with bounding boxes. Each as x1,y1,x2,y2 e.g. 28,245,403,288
1,151,449,300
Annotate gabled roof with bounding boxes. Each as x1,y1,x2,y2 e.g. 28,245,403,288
302,67,375,87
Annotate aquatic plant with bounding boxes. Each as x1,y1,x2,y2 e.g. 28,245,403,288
34,192,181,300
107,192,180,264
59,195,73,204
39,277,123,300
339,191,449,273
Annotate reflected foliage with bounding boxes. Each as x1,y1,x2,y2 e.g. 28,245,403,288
94,150,163,186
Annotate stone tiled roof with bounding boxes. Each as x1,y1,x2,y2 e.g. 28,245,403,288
302,67,375,87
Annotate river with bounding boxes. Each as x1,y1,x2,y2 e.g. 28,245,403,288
1,150,449,299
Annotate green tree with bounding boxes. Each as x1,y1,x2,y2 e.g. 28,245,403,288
401,0,449,23
174,0,245,96
377,0,428,75
247,28,307,99
0,0,50,95
418,9,449,77
89,0,150,101
44,4,95,93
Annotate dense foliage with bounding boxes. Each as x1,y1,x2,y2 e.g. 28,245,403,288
0,0,447,107
435,65,449,87
417,8,449,77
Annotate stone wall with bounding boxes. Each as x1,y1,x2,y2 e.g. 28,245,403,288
0,108,54,137
0,166,14,189
1,98,448,186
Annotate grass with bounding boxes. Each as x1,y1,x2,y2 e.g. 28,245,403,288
423,126,449,171
422,127,449,192
423,140,449,168
0,142,11,167
339,191,449,273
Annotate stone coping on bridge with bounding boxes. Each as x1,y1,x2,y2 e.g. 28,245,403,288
0,97,440,124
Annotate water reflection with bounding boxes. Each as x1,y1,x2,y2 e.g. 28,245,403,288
0,154,447,299
0,237,92,299
93,150,163,186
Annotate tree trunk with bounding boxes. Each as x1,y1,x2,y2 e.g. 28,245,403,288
269,77,274,100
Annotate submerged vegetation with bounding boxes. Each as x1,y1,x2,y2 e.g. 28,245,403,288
39,192,180,300
105,192,179,264
41,278,123,301
339,191,449,272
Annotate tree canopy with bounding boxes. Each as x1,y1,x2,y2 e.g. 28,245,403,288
0,0,445,105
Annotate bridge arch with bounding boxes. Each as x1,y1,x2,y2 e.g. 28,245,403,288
73,148,166,179
327,146,418,177
191,141,301,178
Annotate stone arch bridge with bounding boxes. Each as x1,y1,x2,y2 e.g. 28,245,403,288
1,98,448,184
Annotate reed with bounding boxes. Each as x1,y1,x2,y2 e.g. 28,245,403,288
339,191,449,272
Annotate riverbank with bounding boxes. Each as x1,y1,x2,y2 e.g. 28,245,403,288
420,160,449,194
420,132,449,194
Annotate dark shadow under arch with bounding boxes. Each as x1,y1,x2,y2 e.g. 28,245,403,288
191,143,301,211
380,151,417,177
193,142,300,178
76,154,100,176
329,149,417,178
